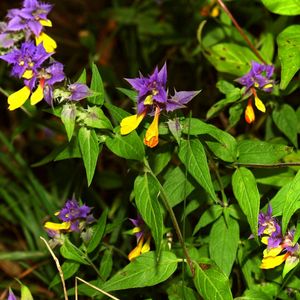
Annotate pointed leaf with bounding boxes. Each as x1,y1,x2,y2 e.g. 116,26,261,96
88,63,104,105
61,103,76,141
209,216,240,276
232,167,260,236
282,170,300,233
78,127,100,186
105,130,145,160
134,174,163,255
193,262,233,300
178,139,216,201
87,209,108,253
272,104,298,147
101,251,178,292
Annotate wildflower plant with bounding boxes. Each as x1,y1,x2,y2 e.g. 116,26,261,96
1,0,300,299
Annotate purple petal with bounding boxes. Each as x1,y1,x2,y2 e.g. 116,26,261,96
8,289,17,300
166,90,200,112
68,83,91,101
157,62,167,86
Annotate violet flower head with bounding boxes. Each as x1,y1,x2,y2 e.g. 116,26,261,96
129,214,147,242
67,83,91,101
282,230,299,254
236,61,274,93
258,204,281,237
125,63,168,115
7,289,16,300
57,199,94,232
0,41,51,78
6,0,53,37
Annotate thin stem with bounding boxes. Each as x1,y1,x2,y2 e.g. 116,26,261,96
233,162,300,168
144,159,195,276
216,0,267,64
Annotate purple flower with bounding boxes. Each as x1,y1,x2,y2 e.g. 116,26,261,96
67,83,91,101
120,62,200,148
236,61,274,92
0,41,51,78
125,63,168,115
129,214,147,242
235,61,275,124
57,199,94,232
7,289,16,300
6,0,53,37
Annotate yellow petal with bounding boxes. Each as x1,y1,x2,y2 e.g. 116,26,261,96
261,236,269,245
132,226,142,234
245,100,255,124
120,112,145,135
40,19,52,27
263,246,283,258
254,96,266,113
44,221,71,231
144,107,160,148
22,70,34,79
128,237,144,261
210,6,219,17
260,253,289,269
141,236,151,254
144,95,153,105
35,32,57,53
30,84,44,105
7,86,31,110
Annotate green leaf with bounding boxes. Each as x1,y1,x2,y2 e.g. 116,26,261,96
259,32,275,64
79,106,113,130
178,139,216,201
88,63,104,105
100,251,178,292
193,205,223,235
60,238,88,265
50,261,80,288
237,140,293,164
163,166,195,207
232,167,260,236
87,209,108,253
78,127,100,186
202,43,257,76
61,103,76,141
282,170,300,233
261,0,300,15
116,87,138,102
54,138,81,161
105,130,145,161
277,25,300,89
193,262,233,300
76,68,87,83
134,174,163,255
209,216,240,276
182,118,237,162
100,249,113,281
272,104,298,147
104,103,130,123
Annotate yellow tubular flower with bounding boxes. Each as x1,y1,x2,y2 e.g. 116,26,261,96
44,221,71,232
261,253,289,269
128,237,145,261
263,246,283,258
40,19,52,27
7,86,31,111
144,106,160,148
245,99,255,124
141,236,151,254
120,111,146,135
30,81,45,105
35,32,57,53
254,96,266,112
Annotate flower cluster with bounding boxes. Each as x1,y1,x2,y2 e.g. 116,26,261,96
257,205,299,273
120,63,200,148
236,61,274,124
0,0,90,110
128,215,151,261
44,198,95,246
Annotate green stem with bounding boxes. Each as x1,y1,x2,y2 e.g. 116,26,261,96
144,159,195,277
216,0,267,64
233,162,300,168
